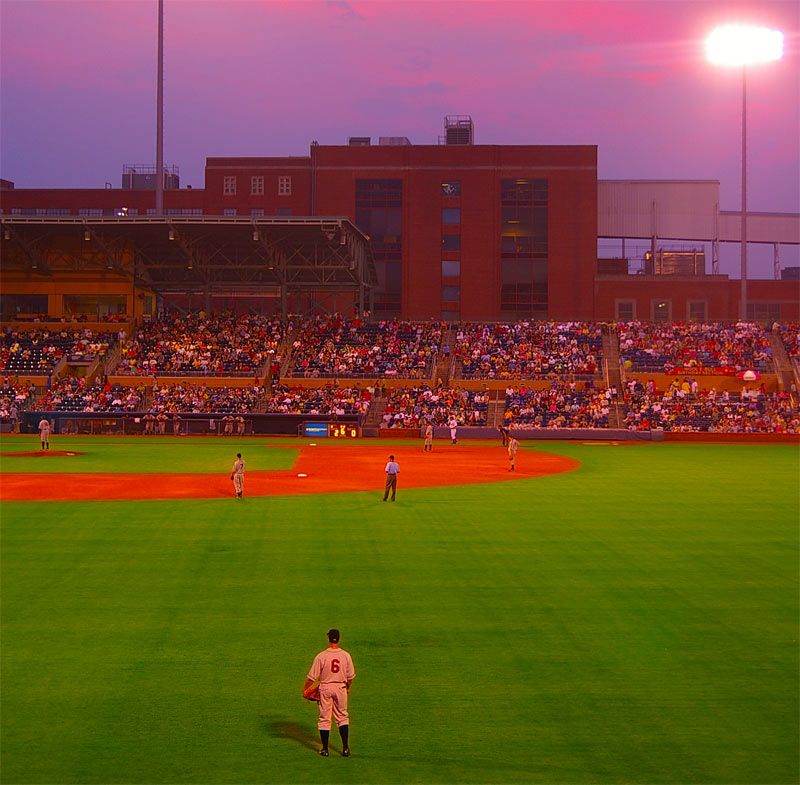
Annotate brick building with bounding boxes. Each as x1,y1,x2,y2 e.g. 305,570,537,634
2,136,797,322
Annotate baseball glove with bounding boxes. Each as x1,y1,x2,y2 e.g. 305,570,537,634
303,681,320,702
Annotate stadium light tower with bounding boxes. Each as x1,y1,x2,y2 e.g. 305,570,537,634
706,24,783,320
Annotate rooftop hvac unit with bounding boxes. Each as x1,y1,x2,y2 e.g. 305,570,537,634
378,137,412,146
443,115,474,145
348,137,371,146
121,164,179,190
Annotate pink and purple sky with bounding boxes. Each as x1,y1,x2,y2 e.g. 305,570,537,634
1,0,798,274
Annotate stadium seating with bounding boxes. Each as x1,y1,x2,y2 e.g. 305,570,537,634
289,316,445,378
0,329,113,373
618,321,772,373
503,381,610,428
266,385,371,415
116,312,282,376
454,321,602,380
380,385,488,428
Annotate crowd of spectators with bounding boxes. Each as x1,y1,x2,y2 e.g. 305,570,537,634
624,382,798,433
454,321,602,380
1,328,113,373
289,316,445,378
774,322,799,358
149,383,264,414
116,312,282,376
0,381,31,424
266,385,371,415
618,321,772,373
380,385,488,428
503,381,610,428
37,377,143,412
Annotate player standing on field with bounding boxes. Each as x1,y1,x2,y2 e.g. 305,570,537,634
38,417,51,450
423,422,433,452
448,416,458,444
508,436,519,472
230,452,245,498
304,628,356,757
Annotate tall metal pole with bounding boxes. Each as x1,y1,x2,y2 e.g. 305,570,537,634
155,0,164,216
740,66,747,320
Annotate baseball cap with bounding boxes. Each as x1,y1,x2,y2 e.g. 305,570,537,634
327,628,340,642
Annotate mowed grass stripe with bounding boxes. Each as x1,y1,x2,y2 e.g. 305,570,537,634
1,443,797,783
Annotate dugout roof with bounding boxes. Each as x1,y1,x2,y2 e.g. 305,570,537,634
0,216,377,307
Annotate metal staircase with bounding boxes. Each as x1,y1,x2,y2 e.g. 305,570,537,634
769,331,795,392
602,329,625,428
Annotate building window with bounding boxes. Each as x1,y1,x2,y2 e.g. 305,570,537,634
278,176,292,196
276,207,293,216
687,300,707,321
441,260,460,277
441,310,460,321
616,300,636,321
223,176,237,195
442,234,461,252
12,207,71,216
652,299,671,322
356,179,403,315
500,179,548,315
441,285,460,302
250,208,265,217
164,208,202,216
747,302,781,322
223,208,237,217
442,208,461,225
441,181,461,197
251,176,264,196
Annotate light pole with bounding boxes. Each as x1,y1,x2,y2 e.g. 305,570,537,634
706,24,783,320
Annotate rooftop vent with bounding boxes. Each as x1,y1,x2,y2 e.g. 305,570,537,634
441,115,474,145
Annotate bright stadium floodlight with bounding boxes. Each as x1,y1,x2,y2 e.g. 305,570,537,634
706,24,784,319
706,25,783,66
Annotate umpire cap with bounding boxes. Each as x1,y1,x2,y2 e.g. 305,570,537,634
327,628,340,643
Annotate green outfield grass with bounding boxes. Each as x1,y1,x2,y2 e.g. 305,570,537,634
1,437,798,784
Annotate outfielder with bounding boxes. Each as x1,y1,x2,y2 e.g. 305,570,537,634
304,628,355,757
38,417,51,450
230,452,245,498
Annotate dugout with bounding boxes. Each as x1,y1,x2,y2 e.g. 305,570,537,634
20,411,362,437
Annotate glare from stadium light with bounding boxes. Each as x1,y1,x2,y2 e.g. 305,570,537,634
706,25,783,67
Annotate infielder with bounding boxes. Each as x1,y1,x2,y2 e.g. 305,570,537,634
448,416,458,444
423,423,433,452
230,452,245,498
383,454,400,502
38,417,51,450
508,436,519,472
304,628,355,757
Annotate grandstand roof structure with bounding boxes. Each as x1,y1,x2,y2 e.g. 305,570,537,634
0,216,378,314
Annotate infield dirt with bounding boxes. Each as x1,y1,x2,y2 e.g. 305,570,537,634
0,443,579,502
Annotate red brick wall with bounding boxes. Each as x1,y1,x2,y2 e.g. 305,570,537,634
594,276,799,321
